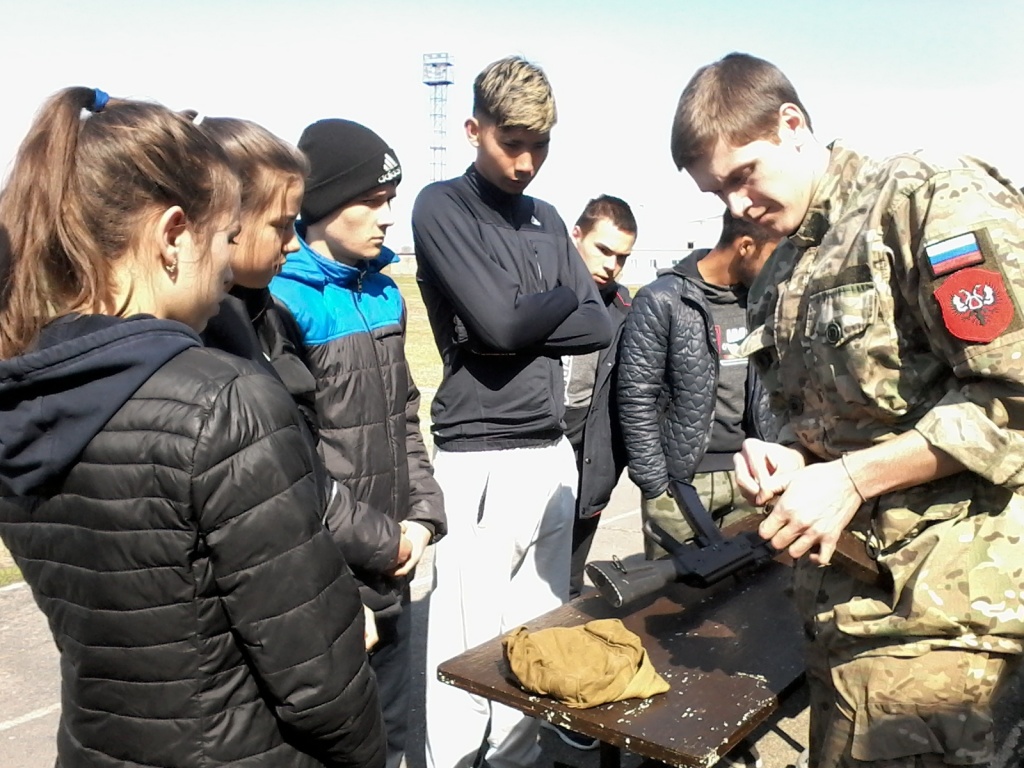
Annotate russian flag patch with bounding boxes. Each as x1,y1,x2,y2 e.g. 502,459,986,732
925,232,985,277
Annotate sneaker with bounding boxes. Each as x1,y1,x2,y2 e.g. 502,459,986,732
539,720,599,751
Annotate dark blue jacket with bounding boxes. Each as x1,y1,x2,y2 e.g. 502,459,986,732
412,165,613,451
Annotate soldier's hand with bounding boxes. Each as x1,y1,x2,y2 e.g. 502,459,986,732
734,439,807,506
756,459,862,565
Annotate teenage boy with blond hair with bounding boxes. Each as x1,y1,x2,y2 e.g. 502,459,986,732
413,55,612,768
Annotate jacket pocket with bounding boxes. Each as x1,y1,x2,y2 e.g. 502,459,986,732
803,282,893,409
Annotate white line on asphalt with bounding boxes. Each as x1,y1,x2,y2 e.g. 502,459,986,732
601,507,642,525
0,703,60,732
0,581,27,593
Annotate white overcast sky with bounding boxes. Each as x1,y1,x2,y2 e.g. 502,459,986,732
2,0,1022,251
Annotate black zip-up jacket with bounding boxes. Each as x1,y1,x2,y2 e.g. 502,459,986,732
618,265,776,498
576,282,632,518
0,315,385,768
412,165,613,450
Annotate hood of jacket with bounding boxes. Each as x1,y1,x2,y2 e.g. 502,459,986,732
278,234,399,290
0,314,200,495
666,248,748,307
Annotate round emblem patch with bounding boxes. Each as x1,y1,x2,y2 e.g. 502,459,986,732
932,267,1014,343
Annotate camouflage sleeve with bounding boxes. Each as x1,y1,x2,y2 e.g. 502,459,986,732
892,162,1024,488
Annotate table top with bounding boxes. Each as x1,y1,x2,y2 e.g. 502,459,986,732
438,557,805,768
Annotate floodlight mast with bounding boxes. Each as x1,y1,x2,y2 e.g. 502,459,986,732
422,53,454,183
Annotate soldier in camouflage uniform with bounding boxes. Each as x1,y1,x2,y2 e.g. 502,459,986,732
670,52,1024,767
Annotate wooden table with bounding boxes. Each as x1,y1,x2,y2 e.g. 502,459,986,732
437,555,805,768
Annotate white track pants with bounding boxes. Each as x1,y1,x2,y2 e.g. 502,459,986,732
424,439,577,768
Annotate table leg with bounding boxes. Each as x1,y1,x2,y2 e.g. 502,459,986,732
599,740,621,768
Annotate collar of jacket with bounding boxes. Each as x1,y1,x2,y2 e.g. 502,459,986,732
665,248,711,280
279,236,399,289
599,280,620,303
463,164,534,224
791,140,865,250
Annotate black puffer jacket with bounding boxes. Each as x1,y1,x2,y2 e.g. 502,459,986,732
618,272,775,498
619,275,717,498
0,315,385,768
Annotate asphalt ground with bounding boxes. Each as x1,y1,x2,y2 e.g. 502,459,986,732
2,475,1021,767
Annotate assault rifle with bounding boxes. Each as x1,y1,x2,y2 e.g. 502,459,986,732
585,479,883,608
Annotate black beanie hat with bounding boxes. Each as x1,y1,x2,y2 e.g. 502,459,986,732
297,119,402,225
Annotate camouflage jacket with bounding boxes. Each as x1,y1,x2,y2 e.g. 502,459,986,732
744,141,1024,648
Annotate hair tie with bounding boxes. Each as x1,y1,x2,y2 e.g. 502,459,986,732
192,113,206,126
90,88,110,113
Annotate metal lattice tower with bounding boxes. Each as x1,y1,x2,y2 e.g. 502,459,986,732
422,53,454,183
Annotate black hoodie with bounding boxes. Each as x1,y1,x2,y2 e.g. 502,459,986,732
0,315,199,495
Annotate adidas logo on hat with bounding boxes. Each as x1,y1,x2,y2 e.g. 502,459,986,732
379,152,401,184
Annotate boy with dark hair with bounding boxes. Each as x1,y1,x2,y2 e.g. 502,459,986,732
618,210,783,558
674,51,1024,767
269,118,446,768
413,56,612,768
564,194,636,599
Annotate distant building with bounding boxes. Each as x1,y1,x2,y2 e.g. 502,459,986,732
619,214,722,287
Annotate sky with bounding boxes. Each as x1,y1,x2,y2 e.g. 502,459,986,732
2,0,1022,253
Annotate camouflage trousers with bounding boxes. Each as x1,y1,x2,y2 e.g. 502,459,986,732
794,560,1018,768
639,470,758,560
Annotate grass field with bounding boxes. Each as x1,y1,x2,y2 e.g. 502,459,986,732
392,274,443,455
394,274,443,393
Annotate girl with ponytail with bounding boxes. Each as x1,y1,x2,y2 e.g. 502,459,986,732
0,89,385,768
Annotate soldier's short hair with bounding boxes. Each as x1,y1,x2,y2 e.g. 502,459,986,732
473,56,557,133
670,52,813,171
575,195,638,237
716,209,774,250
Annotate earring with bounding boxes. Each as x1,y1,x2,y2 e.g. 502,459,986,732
165,261,178,278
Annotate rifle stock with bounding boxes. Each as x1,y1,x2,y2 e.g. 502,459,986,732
585,557,677,609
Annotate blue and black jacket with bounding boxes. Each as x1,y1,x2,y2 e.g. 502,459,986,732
270,240,445,616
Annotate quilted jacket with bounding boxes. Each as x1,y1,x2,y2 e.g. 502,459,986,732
0,315,385,768
618,268,774,498
271,241,445,618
